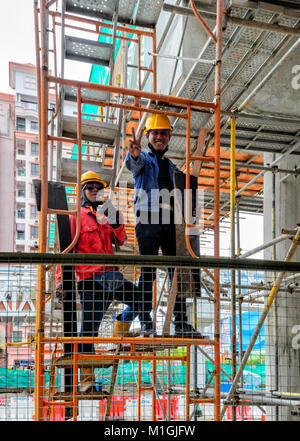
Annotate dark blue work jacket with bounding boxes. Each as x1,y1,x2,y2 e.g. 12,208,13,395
125,148,179,215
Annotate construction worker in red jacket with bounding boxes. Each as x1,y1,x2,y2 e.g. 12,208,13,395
56,171,142,392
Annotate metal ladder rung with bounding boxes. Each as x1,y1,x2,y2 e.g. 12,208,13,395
47,208,77,216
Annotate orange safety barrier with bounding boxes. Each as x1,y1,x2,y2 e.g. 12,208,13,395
226,405,253,420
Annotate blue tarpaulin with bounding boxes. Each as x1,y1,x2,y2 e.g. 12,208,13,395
230,311,265,352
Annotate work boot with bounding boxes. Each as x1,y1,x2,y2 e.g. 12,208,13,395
140,322,157,337
113,320,131,338
80,367,96,393
174,322,206,338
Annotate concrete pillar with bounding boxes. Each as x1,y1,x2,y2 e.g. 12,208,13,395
264,152,300,421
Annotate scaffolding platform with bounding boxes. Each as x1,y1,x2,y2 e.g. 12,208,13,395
62,116,119,144
65,36,113,66
52,390,110,401
60,158,113,183
54,355,116,369
64,0,164,28
63,84,109,103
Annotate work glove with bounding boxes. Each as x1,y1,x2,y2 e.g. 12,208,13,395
99,199,121,228
55,284,66,303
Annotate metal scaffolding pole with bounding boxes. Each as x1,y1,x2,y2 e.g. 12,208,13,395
230,116,237,420
239,234,292,258
235,141,300,198
34,0,49,421
213,0,223,421
221,227,300,419
236,195,244,419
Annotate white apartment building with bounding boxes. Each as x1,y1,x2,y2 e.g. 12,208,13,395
0,63,64,365
0,91,15,252
7,62,58,252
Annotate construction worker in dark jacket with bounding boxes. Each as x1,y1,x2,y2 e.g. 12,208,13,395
124,114,204,338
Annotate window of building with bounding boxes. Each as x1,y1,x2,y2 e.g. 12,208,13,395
16,181,26,198
16,117,26,131
31,163,39,177
12,331,22,343
21,100,38,111
31,142,39,155
24,75,36,90
17,189,25,198
16,245,25,252
17,160,26,177
17,203,25,214
30,225,39,240
16,223,25,232
30,121,38,131
30,205,38,218
16,223,25,240
16,231,25,240
17,159,25,168
17,209,25,219
16,138,26,155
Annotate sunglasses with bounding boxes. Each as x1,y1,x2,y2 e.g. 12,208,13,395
85,183,104,191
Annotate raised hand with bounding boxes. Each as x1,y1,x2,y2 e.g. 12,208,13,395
128,126,143,159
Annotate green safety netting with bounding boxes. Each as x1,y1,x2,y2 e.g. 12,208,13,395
0,361,266,389
95,361,187,386
0,367,60,389
0,363,186,389
205,361,265,385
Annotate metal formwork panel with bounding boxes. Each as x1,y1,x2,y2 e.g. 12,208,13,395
65,0,163,28
65,36,112,66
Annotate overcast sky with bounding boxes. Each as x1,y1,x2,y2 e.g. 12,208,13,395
0,1,37,93
0,0,91,94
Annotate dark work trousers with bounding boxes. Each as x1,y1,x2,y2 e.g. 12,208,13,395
120,221,188,326
77,277,140,354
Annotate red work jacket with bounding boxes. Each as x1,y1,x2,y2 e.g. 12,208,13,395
56,206,127,284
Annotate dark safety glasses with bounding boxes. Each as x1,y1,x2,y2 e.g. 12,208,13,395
85,183,104,191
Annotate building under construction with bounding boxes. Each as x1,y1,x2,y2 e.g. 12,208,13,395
0,0,300,422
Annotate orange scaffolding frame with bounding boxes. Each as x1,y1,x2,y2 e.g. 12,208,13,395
34,0,223,421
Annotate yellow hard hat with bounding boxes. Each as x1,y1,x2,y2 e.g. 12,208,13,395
144,114,173,134
81,170,107,188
